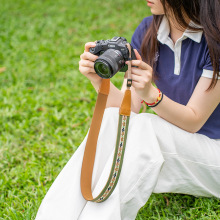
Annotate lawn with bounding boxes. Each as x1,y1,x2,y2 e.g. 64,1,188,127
0,0,220,219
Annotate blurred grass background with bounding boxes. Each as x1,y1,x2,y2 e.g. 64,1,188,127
0,0,220,219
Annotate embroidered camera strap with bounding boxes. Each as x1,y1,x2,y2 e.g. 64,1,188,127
80,44,132,203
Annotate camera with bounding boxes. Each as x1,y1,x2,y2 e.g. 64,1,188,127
89,37,136,79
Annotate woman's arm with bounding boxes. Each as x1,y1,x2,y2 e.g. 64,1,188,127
152,77,220,133
130,57,220,133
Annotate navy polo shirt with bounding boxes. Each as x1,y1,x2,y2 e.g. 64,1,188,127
131,16,220,139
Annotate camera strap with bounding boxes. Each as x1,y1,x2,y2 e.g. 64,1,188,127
80,44,132,203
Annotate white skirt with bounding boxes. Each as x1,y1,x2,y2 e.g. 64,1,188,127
35,107,220,220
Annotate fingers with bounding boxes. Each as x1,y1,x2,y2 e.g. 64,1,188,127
79,42,98,72
79,59,95,68
131,80,142,89
79,66,95,75
80,52,98,62
134,49,142,61
79,44,96,76
131,72,152,94
131,71,151,83
84,42,96,52
131,60,152,71
79,58,96,76
130,63,152,90
130,66,152,78
79,41,103,85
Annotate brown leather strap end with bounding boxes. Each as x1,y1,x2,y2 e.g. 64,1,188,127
119,89,131,116
99,79,110,95
81,93,109,201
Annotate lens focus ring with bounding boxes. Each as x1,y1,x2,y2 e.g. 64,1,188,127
94,49,124,78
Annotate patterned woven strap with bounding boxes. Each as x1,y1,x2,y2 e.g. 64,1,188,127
80,44,132,203
91,114,130,202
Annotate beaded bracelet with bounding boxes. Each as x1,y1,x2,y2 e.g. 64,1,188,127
141,88,164,108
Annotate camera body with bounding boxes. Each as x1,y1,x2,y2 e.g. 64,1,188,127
89,37,136,78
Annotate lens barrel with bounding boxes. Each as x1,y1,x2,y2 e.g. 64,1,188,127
94,49,125,78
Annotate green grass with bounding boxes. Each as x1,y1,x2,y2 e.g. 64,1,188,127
0,0,219,219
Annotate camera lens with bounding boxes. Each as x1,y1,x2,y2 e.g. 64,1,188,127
95,61,112,79
94,49,125,78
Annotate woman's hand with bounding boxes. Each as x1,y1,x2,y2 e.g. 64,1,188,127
128,50,158,103
79,42,102,89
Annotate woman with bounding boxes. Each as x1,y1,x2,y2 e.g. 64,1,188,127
35,0,220,219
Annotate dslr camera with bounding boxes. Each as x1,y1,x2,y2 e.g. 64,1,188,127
89,37,136,78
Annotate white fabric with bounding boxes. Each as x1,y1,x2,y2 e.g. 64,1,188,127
157,16,203,75
202,69,220,79
35,107,220,220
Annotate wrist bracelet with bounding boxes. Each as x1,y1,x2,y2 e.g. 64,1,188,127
141,88,163,108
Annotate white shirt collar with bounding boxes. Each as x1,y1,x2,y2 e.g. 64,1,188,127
157,15,203,44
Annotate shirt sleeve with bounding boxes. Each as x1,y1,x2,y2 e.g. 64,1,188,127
131,16,153,55
201,43,220,79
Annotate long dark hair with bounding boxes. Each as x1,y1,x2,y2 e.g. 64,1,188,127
141,0,220,89
200,0,220,88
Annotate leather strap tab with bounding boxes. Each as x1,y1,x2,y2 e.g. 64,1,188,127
119,89,131,116
99,78,110,95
